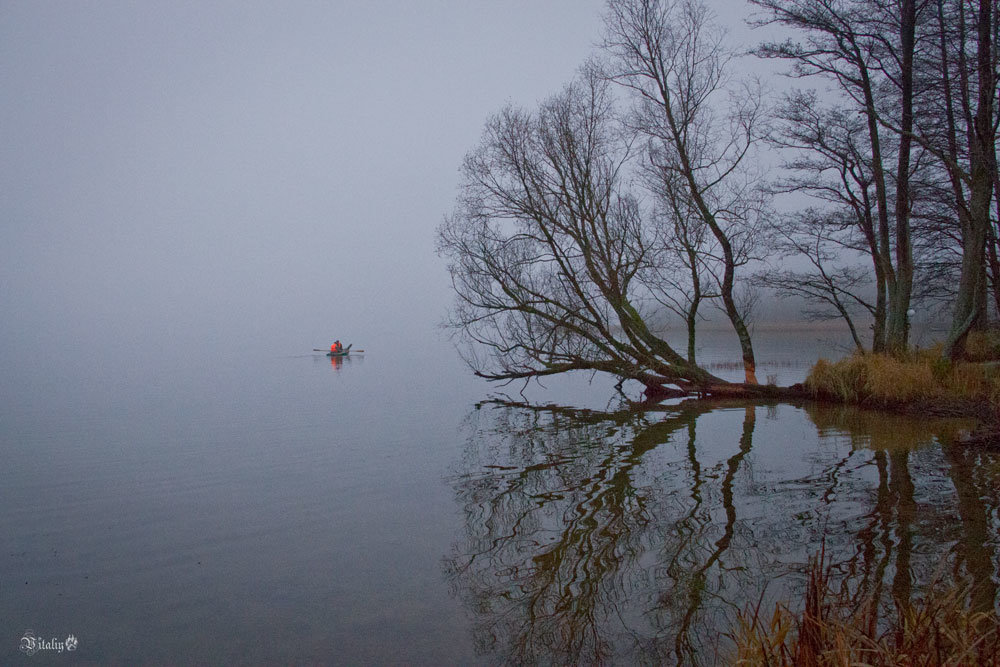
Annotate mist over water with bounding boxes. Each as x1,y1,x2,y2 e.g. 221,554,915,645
0,0,607,402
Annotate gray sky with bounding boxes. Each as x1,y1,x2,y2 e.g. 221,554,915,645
2,0,771,371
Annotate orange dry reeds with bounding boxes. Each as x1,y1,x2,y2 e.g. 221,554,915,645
729,555,1000,666
806,351,1000,407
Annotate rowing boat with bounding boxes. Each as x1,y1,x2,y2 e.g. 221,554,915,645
327,343,352,357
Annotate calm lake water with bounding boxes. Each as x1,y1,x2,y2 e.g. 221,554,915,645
2,328,997,664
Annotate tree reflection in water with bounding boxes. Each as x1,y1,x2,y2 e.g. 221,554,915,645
444,399,999,665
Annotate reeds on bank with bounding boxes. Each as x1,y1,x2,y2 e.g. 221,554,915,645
805,331,1000,408
729,554,1000,666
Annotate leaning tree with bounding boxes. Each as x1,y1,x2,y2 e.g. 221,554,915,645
439,0,779,395
437,72,728,395
603,0,769,383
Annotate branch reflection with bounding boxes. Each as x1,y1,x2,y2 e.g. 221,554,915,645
445,399,998,665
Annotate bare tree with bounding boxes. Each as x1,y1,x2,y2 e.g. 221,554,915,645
602,0,768,384
641,156,720,365
751,0,927,355
766,91,889,351
437,72,726,394
933,0,998,359
756,209,876,352
754,0,1000,359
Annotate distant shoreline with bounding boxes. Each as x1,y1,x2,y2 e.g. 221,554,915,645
662,320,951,334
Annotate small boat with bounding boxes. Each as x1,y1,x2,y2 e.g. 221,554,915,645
327,343,352,357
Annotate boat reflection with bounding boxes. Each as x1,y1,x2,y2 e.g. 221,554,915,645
444,399,996,665
327,354,363,371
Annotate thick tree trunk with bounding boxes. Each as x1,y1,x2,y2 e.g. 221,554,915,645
989,161,1000,317
946,210,990,358
946,0,996,360
686,310,698,365
722,288,758,385
886,0,916,355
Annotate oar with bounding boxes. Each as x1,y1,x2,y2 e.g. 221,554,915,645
313,348,366,353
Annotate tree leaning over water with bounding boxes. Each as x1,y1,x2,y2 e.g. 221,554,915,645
438,70,727,393
602,0,768,383
440,0,1000,397
438,0,770,394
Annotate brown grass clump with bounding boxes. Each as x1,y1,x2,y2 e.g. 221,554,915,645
806,350,1000,408
730,553,1000,666
965,329,1000,362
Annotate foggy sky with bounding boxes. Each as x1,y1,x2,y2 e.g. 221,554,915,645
2,1,772,374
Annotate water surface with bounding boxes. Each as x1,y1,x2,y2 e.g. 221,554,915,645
446,399,993,663
2,329,996,664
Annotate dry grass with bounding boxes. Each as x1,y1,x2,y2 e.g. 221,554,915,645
806,349,1000,408
965,329,1000,362
729,553,1000,666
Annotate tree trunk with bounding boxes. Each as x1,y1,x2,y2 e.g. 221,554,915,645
989,154,1000,318
988,212,1000,319
886,0,916,355
723,288,758,385
858,55,899,355
872,261,888,353
946,0,996,360
686,310,698,365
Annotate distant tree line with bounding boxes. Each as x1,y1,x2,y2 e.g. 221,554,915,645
437,0,999,395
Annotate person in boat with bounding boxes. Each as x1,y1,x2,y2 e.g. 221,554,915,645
330,340,343,354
